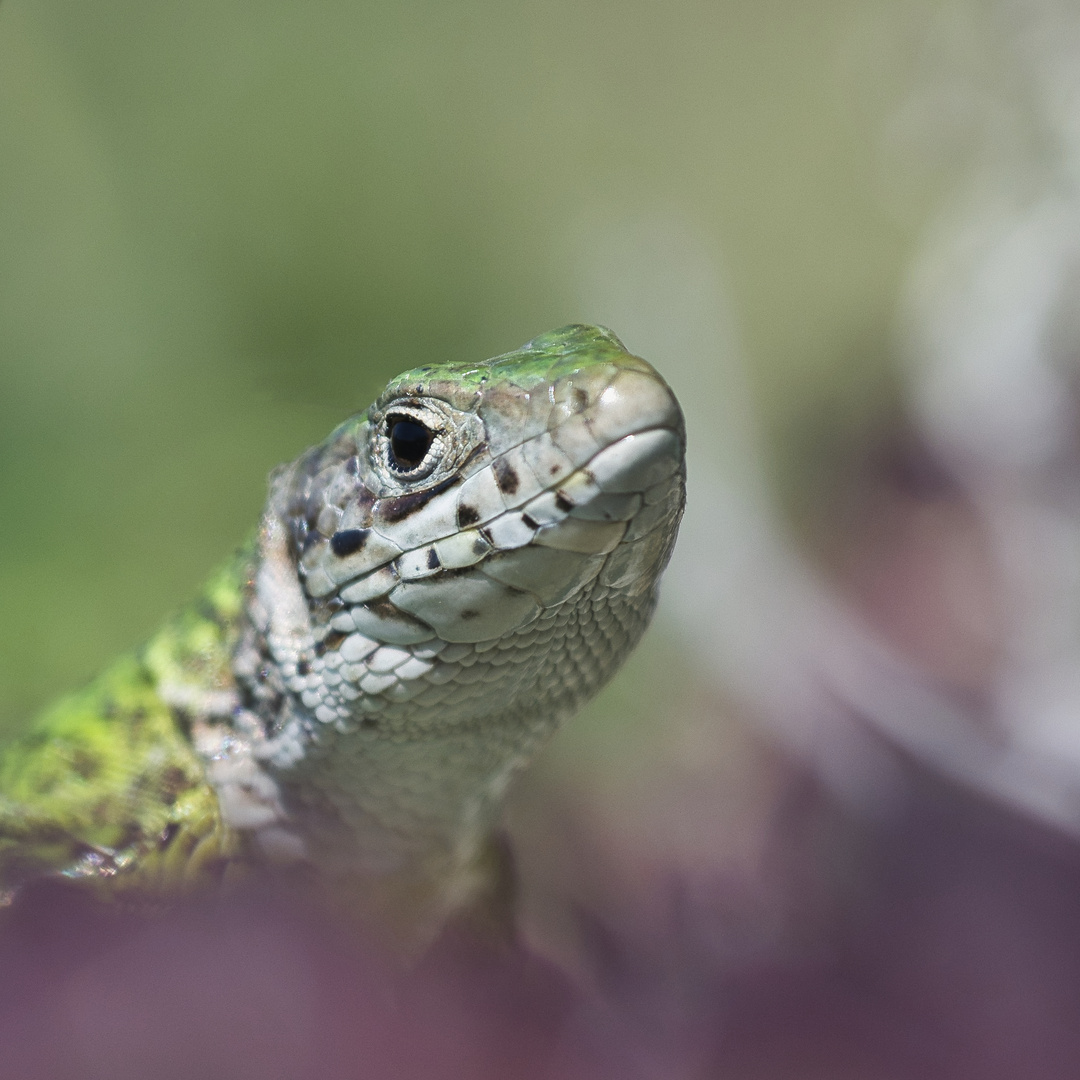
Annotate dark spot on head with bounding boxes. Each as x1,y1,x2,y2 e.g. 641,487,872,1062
457,503,480,527
330,529,368,558
572,388,588,412
350,490,376,526
460,609,479,620
297,659,311,676
494,458,519,495
550,464,560,475
521,513,539,530
159,822,180,848
376,474,460,523
554,491,574,513
426,548,441,570
366,596,412,621
316,631,348,656
291,520,315,552
360,716,379,729
345,455,360,476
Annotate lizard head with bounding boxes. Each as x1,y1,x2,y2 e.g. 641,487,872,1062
256,324,685,737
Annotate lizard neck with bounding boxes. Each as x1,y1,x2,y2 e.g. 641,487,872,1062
200,514,656,948
202,666,564,949
265,710,558,949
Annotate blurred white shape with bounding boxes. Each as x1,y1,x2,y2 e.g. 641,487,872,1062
897,0,1080,825
904,187,1080,776
569,214,906,814
569,200,1080,839
904,192,1079,475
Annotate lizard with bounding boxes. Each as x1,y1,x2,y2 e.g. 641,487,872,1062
0,324,685,952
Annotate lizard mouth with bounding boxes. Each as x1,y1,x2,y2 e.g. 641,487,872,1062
319,421,684,647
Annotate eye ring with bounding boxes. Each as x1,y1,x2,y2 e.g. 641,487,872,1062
387,414,434,472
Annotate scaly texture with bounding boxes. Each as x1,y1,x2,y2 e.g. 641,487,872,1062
0,325,685,947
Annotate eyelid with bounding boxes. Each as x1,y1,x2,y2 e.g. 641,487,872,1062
387,412,440,434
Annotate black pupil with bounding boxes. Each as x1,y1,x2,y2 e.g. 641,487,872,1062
388,418,433,471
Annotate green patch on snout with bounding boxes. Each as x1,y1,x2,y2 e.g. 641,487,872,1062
379,324,650,401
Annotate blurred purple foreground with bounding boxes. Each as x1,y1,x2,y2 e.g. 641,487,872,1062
3,763,1080,1080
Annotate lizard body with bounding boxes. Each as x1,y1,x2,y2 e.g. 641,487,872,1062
0,325,685,949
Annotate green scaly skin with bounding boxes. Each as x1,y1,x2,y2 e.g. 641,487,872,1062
0,325,686,948
0,556,249,904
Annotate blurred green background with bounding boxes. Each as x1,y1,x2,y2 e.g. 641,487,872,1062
0,0,939,739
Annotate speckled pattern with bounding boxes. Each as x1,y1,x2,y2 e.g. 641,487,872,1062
0,326,685,944
0,557,248,904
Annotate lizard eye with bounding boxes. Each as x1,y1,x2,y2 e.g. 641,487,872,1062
387,415,434,472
